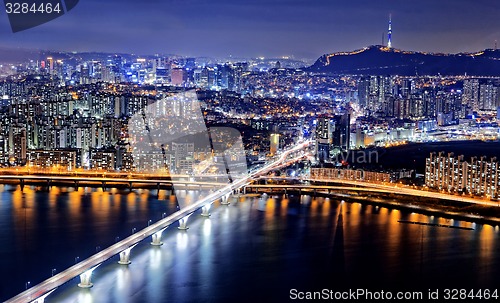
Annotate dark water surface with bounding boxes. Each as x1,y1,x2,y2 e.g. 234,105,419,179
0,185,175,301
1,185,499,302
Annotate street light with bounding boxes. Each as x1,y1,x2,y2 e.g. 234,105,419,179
52,268,56,277
75,256,79,264
25,281,30,290
148,219,152,226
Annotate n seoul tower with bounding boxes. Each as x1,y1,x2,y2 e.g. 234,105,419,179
387,14,393,48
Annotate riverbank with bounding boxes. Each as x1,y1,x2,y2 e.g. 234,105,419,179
245,188,500,227
319,192,500,227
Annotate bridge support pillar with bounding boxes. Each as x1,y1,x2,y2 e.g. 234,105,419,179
178,214,192,230
129,182,133,191
201,204,211,217
151,227,167,246
118,244,138,265
20,179,24,191
78,264,101,288
243,187,246,195
102,181,106,191
221,194,231,205
74,181,79,190
47,179,52,190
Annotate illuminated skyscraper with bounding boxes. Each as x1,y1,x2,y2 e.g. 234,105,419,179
171,68,187,86
333,114,351,152
315,116,333,162
357,77,370,107
462,79,480,111
479,80,498,111
47,57,54,75
387,14,392,48
269,133,280,155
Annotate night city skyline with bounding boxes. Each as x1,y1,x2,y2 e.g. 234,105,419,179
2,1,500,302
1,0,499,59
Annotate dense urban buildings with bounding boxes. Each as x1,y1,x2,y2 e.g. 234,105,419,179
310,167,391,183
425,152,500,199
2,0,500,302
0,52,499,173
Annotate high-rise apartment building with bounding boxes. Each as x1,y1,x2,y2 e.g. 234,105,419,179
315,116,333,162
462,79,480,112
425,152,499,199
333,113,351,151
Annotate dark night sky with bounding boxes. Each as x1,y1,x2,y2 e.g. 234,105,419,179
0,0,499,59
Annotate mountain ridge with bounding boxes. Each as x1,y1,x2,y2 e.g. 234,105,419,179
307,45,500,76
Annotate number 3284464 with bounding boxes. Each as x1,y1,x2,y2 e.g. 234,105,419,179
5,2,62,14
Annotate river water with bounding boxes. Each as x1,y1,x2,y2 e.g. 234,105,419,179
0,185,499,302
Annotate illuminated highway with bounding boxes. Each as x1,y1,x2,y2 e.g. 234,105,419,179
253,178,500,207
6,140,310,303
309,178,500,207
0,174,229,188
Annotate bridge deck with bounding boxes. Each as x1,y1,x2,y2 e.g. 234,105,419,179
5,141,311,302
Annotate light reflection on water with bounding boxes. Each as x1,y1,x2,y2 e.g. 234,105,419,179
0,185,174,301
0,187,499,302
